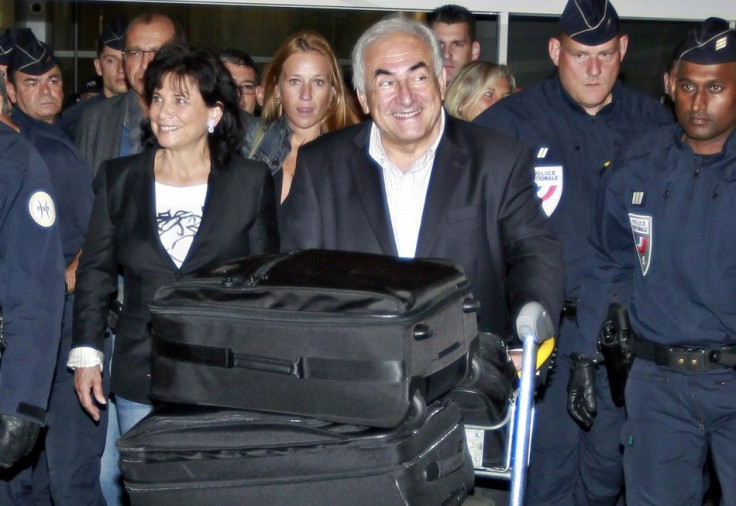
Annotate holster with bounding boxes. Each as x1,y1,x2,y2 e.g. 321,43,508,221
107,300,123,331
598,303,632,406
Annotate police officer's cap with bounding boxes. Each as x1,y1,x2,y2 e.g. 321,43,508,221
8,29,58,76
101,16,128,51
559,0,620,46
0,28,33,67
0,29,14,66
678,18,736,65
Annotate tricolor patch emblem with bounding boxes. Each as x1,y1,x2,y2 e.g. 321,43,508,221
535,165,563,217
628,213,652,276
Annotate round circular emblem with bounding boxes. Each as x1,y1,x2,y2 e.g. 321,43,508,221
28,190,56,228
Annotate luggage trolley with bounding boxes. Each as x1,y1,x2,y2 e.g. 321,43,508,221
462,302,556,505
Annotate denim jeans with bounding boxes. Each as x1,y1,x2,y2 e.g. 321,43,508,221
116,397,153,435
99,396,152,506
100,396,123,506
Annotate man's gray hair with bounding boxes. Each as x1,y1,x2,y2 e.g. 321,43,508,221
352,15,444,94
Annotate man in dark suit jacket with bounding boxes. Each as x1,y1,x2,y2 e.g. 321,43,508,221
281,16,564,338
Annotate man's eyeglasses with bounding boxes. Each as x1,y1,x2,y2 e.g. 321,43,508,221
237,82,257,96
123,49,159,61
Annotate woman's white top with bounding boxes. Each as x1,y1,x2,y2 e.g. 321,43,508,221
155,181,208,268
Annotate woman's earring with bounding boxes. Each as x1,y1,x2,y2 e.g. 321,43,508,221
274,96,281,106
207,120,215,134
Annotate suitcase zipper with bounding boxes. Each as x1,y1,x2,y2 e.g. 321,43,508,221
236,252,296,288
150,293,467,326
152,279,472,324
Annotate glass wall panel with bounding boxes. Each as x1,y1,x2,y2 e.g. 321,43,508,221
6,2,702,102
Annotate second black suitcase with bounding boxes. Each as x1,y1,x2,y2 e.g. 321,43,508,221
118,398,475,506
149,249,479,427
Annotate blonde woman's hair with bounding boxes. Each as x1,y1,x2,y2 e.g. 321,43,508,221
251,30,359,156
444,61,516,121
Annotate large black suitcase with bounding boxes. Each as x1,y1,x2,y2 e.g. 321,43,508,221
118,398,475,506
149,249,479,428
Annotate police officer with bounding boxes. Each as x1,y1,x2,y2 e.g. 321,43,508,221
474,0,672,503
573,18,736,505
6,31,99,505
0,74,65,504
59,16,129,141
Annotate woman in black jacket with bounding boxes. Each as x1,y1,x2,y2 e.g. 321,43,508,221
70,45,278,432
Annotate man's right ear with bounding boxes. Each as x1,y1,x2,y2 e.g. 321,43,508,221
93,58,102,77
548,37,561,68
6,81,16,105
356,91,370,116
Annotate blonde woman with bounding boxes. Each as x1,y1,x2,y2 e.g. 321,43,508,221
243,31,359,204
444,61,515,121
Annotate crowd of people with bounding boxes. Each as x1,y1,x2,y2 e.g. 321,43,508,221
0,1,735,505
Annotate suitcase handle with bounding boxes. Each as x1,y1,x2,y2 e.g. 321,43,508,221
413,324,432,341
153,335,404,382
424,447,467,482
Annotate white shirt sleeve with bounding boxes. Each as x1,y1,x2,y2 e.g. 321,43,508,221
67,346,104,372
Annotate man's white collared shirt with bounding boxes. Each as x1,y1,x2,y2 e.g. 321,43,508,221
367,112,446,258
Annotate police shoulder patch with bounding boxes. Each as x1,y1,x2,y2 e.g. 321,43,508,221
628,213,652,276
535,165,563,217
28,190,56,228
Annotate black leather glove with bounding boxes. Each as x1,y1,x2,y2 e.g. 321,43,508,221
567,353,597,429
0,413,41,468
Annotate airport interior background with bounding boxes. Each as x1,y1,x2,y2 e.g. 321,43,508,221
0,0,701,102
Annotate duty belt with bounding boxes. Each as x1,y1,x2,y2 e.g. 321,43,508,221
562,299,578,320
632,334,736,372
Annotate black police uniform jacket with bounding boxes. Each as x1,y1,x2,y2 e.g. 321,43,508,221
280,115,565,338
72,148,279,404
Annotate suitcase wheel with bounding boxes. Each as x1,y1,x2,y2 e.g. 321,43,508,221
466,354,484,387
405,390,427,427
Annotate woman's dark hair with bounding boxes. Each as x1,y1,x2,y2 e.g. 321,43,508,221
144,44,243,165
